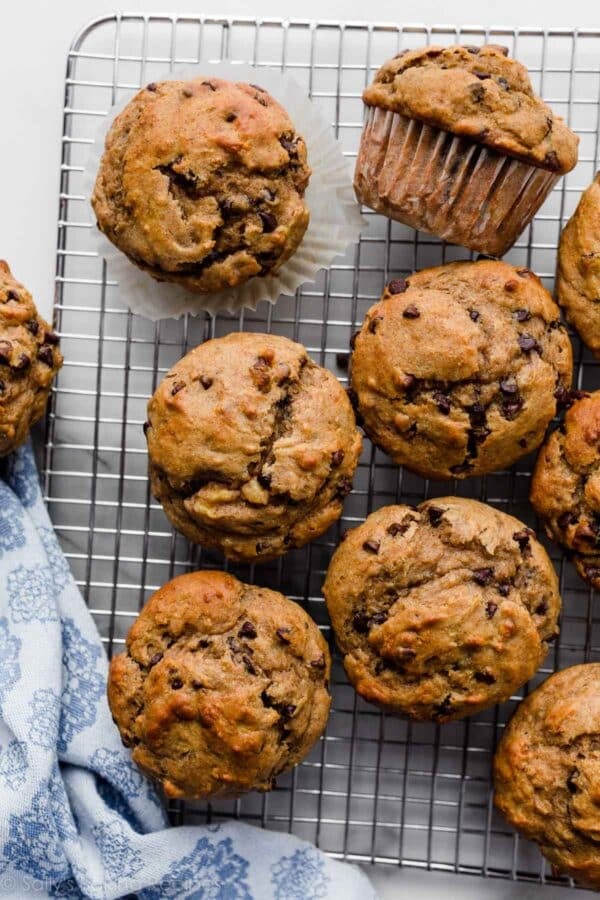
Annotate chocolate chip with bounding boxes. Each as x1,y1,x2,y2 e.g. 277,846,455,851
487,44,509,56
0,381,5,393
502,398,524,420
474,669,496,684
279,135,298,156
171,678,183,689
469,309,480,322
396,647,416,661
5,290,18,302
471,83,485,102
464,45,480,53
13,353,30,371
434,695,452,718
474,71,491,80
331,449,345,467
387,522,409,536
146,82,158,92
336,477,353,499
499,379,519,396
199,375,213,390
497,583,510,597
513,529,533,554
0,341,11,364
149,652,163,667
238,621,257,639
473,567,494,586
517,268,534,278
584,565,600,583
363,539,380,554
257,472,272,489
558,511,578,529
518,334,541,353
370,611,388,627
352,612,370,634
402,305,420,319
433,391,451,415
428,506,444,527
182,87,194,97
276,627,292,643
310,654,326,669
518,438,527,448
259,211,277,233
514,309,531,322
535,601,548,615
485,600,498,618
261,690,274,708
243,655,257,675
44,330,60,345
202,80,217,91
497,76,510,90
26,319,39,335
388,278,408,294
554,385,588,408
198,638,210,649
545,150,561,172
38,345,54,367
369,315,383,334
468,402,487,426
566,769,579,793
225,112,237,122
450,462,473,476
280,704,296,720
171,381,185,395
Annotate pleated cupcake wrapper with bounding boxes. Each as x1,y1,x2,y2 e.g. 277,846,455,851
83,61,365,320
354,107,559,258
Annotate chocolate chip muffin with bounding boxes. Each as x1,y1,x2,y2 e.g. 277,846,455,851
557,172,600,358
494,664,600,890
323,498,560,722
146,332,362,562
530,390,600,589
108,571,331,799
0,262,63,456
355,44,578,256
92,77,310,295
350,260,573,480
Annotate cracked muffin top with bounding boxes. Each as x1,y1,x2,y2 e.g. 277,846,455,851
363,44,578,173
494,664,600,890
323,498,560,723
92,77,311,295
0,261,63,457
146,332,362,562
530,390,600,589
349,260,573,480
108,570,331,799
557,173,600,358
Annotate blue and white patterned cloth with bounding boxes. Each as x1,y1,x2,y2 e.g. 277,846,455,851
0,444,376,900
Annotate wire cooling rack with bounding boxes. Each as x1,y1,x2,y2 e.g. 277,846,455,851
46,13,600,889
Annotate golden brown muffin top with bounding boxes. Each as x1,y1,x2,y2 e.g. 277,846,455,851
92,77,311,294
323,498,560,723
108,570,331,799
146,332,361,562
363,45,578,173
0,261,63,457
350,260,573,480
557,172,600,357
494,664,600,890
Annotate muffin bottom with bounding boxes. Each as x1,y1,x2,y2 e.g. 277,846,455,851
354,107,558,257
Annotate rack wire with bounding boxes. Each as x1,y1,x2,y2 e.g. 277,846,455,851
47,13,600,888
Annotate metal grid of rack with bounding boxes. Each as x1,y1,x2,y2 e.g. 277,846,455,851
47,14,600,887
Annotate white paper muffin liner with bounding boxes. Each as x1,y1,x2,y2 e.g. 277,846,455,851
354,107,559,258
83,61,364,320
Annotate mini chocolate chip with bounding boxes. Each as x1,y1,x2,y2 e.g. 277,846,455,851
310,654,326,669
238,621,257,639
433,391,451,415
387,522,409,536
149,652,163,667
38,345,54,366
44,330,60,345
331,449,345,467
497,76,510,90
497,583,510,597
388,278,408,294
518,334,541,353
474,669,496,684
336,352,349,369
0,341,11,364
369,315,383,334
363,539,380,554
147,82,158,92
259,211,277,233
473,567,494,586
474,71,491,80
499,378,519,396
225,112,237,122
171,678,183,689
13,353,30,371
545,150,560,172
276,627,292,643
428,506,444,527
536,601,548,615
566,769,579,793
171,381,185,395
352,612,370,634
26,319,39,335
514,309,531,322
243,655,257,675
200,375,213,389
469,309,480,321
202,80,217,91
257,472,272,489
402,305,420,319
485,600,498,618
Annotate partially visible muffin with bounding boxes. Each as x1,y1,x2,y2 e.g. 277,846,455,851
350,260,573,480
146,332,362,562
323,497,560,722
557,172,600,357
531,390,600,588
108,571,331,799
0,261,63,456
355,44,578,256
494,664,600,890
92,77,311,295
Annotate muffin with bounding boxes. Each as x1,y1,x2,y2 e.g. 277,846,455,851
323,498,560,722
557,172,600,357
92,77,310,295
355,44,578,257
108,570,331,798
350,260,573,480
530,390,600,589
146,332,362,562
0,261,63,456
494,664,600,890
